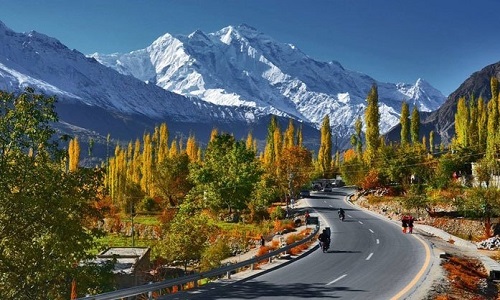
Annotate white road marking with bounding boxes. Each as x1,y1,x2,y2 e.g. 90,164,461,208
376,239,380,244
366,253,374,260
329,205,333,207
347,214,352,218
327,274,347,286
369,229,374,233
358,221,363,224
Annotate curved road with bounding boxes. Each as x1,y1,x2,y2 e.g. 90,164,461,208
167,187,431,299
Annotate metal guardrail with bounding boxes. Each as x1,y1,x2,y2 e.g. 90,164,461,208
78,225,320,300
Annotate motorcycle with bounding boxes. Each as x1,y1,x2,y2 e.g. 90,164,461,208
319,240,330,252
338,211,345,221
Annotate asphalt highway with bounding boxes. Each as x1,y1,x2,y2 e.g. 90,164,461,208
163,187,431,300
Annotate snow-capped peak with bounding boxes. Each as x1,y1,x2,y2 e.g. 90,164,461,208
89,24,446,139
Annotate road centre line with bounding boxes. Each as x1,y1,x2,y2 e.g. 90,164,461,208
366,253,374,260
358,221,363,224
327,274,347,286
369,229,374,233
376,239,380,244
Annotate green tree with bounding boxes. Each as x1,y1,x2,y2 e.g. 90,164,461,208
189,133,262,213
351,116,363,155
454,97,469,147
0,89,105,299
154,152,192,207
160,212,216,271
364,85,381,165
410,106,420,145
317,115,332,177
400,101,410,146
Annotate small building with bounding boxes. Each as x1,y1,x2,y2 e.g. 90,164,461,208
94,247,151,289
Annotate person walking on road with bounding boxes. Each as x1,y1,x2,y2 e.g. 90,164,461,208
408,215,414,234
402,215,409,233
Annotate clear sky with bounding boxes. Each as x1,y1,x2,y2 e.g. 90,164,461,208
1,0,499,96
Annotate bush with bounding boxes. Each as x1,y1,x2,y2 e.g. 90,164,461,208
141,197,160,212
199,238,231,272
270,206,285,220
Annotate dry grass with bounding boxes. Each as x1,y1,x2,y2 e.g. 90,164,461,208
432,256,498,300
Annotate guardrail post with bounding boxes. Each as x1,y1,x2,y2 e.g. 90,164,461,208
268,250,272,263
147,281,153,300
251,256,256,270
226,271,231,279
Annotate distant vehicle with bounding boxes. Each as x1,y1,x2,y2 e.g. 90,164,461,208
299,190,310,198
322,187,333,192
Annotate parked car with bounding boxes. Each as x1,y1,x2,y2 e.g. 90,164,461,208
322,187,333,192
299,190,310,198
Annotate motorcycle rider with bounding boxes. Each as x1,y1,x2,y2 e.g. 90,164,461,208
338,208,345,220
318,229,330,252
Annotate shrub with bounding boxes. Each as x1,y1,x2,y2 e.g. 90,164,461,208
270,205,285,220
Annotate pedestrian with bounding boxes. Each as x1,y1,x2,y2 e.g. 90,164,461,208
408,215,414,234
305,210,310,224
402,215,408,233
260,235,265,247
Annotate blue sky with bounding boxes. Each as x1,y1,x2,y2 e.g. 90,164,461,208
1,0,499,96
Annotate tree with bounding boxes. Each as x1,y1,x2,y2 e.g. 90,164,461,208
160,212,216,271
263,116,279,166
0,88,104,299
188,133,262,213
277,146,313,198
352,116,363,155
400,101,410,146
68,137,80,172
154,153,192,207
410,106,420,145
317,115,332,177
454,97,469,147
364,85,380,165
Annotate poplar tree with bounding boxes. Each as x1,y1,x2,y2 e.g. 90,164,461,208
478,97,488,150
264,116,279,165
364,85,380,165
400,101,410,146
353,116,363,155
468,97,479,151
157,123,169,164
486,78,499,160
185,135,198,162
169,139,179,158
410,106,420,145
68,137,80,172
318,115,332,177
429,131,435,154
283,119,295,149
454,97,469,147
296,124,303,147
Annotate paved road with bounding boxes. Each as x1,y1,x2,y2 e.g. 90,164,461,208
162,187,431,299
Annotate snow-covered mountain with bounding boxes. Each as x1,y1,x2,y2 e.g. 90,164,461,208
0,20,445,158
91,24,446,137
0,20,288,159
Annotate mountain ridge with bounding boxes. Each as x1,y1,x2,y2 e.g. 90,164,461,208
0,20,447,158
91,24,446,137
